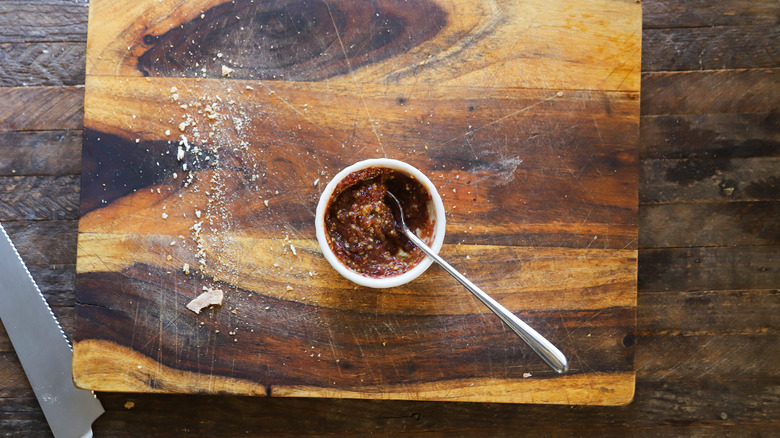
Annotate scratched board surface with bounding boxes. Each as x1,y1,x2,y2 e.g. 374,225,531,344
73,0,640,404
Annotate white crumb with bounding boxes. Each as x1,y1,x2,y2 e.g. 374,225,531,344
186,288,224,314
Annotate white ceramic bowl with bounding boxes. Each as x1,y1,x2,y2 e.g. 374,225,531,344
315,158,446,288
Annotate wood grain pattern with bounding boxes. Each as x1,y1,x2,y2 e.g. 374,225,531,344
0,1,88,43
0,131,83,175
0,42,87,87
0,86,83,131
641,69,780,115
72,0,640,404
642,26,780,72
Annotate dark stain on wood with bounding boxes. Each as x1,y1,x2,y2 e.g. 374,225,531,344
137,0,447,81
79,129,214,215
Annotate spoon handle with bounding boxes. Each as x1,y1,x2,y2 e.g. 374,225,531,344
403,230,569,374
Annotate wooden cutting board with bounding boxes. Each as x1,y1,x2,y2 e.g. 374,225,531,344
73,0,640,405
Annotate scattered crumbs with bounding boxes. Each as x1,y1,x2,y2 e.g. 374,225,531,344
221,65,234,76
165,129,171,136
245,85,254,90
556,91,564,97
523,372,532,378
166,255,172,261
313,178,319,187
195,209,202,218
183,263,190,275
124,401,135,409
286,285,294,291
161,212,168,219
466,255,471,260
170,86,178,93
135,138,140,143
186,288,224,314
290,244,297,256
263,199,269,207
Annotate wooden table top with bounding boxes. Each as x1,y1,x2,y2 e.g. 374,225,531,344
1,0,778,435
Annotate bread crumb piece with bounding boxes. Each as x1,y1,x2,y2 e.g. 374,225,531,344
221,65,234,76
523,372,532,378
124,401,135,409
263,200,269,207
286,285,293,291
183,263,190,275
290,244,297,255
166,255,172,261
161,212,168,219
186,288,224,314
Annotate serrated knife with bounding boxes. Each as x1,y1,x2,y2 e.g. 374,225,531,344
0,224,104,438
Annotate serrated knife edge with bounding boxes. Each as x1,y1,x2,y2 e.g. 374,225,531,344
0,223,104,438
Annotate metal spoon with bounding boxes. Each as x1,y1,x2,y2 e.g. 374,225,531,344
385,192,569,373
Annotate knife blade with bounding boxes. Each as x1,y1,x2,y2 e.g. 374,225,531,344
0,223,104,438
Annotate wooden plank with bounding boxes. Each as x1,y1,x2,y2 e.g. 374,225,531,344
0,1,88,43
0,87,83,131
639,202,780,248
643,0,780,29
641,69,780,115
25,265,76,308
0,398,50,438
2,220,78,265
639,246,780,292
73,380,780,433
637,334,780,381
640,157,780,204
0,175,80,220
0,130,82,176
0,42,86,87
642,26,780,72
639,113,780,160
0,353,32,398
638,289,779,336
